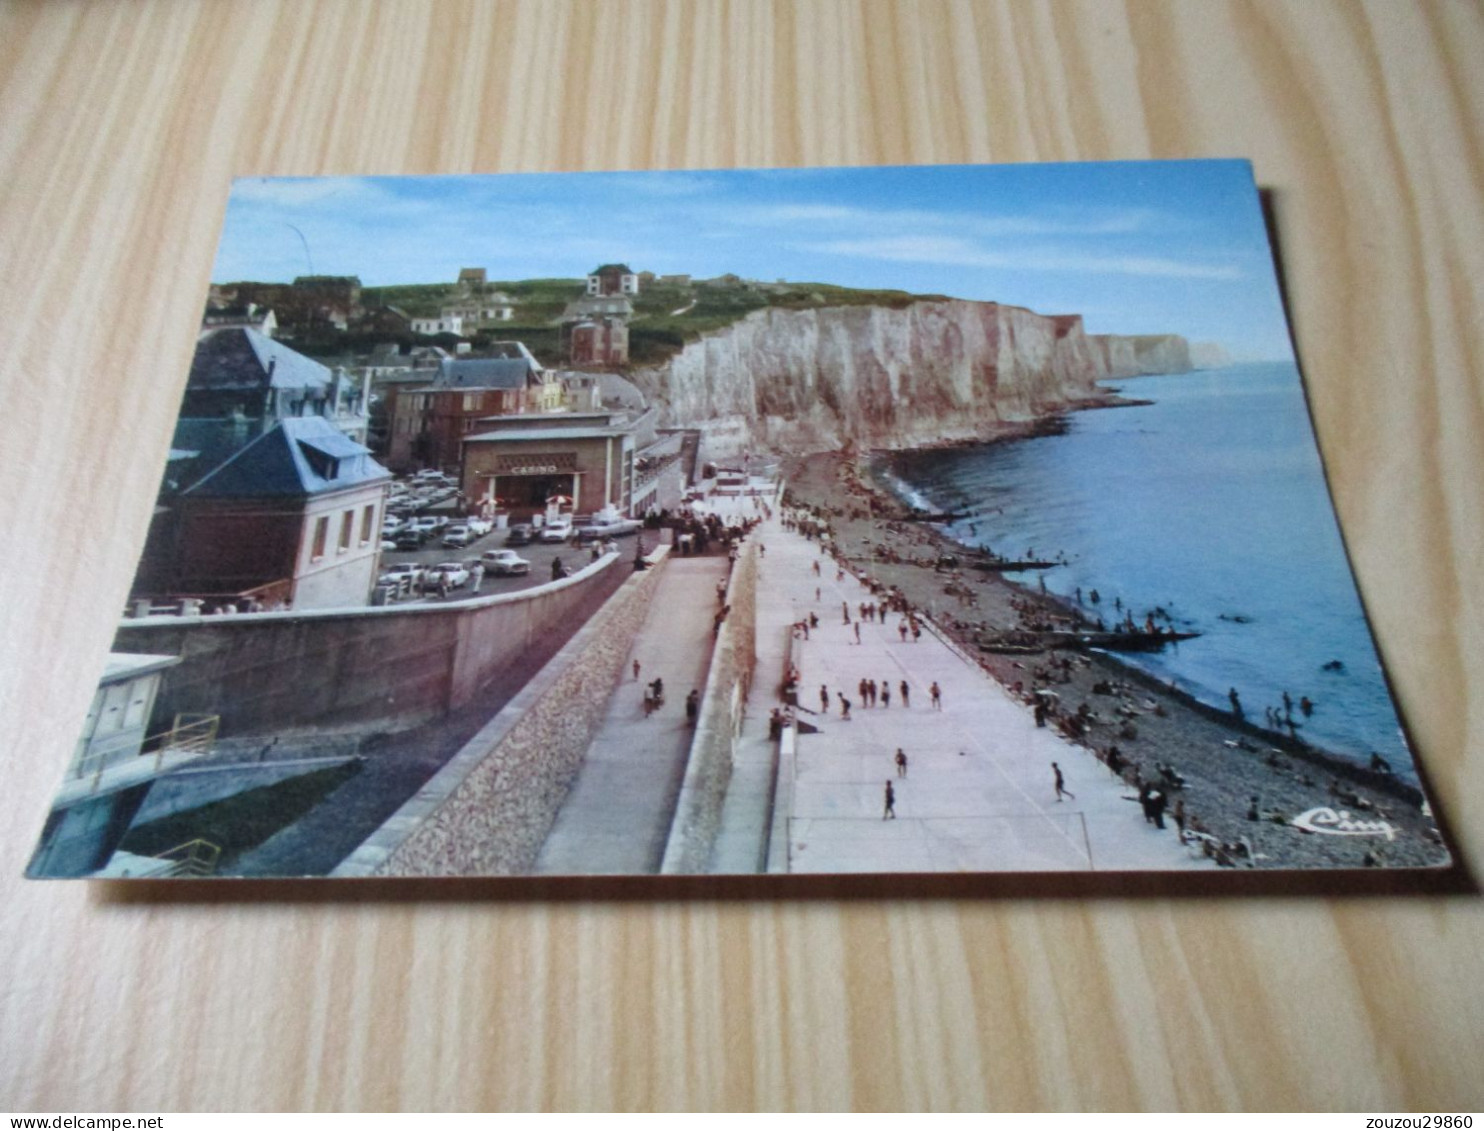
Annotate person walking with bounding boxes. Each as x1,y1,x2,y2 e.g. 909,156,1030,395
633,659,641,682
930,681,942,710
820,685,829,712
881,682,891,708
895,748,908,778
1053,762,1075,801
853,621,861,645
883,780,896,819
685,688,700,726
900,680,910,708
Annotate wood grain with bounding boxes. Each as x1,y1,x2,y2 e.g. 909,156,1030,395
1,0,1481,1111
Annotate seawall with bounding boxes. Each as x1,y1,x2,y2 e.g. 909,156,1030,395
113,554,629,738
661,540,760,874
334,547,671,876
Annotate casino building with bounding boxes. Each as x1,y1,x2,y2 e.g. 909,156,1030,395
460,412,637,520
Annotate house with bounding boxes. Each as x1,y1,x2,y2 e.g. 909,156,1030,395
560,294,634,323
568,317,628,367
182,326,370,444
411,313,465,337
201,302,277,338
559,372,604,412
171,416,391,611
384,343,560,471
587,263,639,296
440,291,516,326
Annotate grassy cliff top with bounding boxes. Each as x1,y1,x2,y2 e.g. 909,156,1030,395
232,275,956,368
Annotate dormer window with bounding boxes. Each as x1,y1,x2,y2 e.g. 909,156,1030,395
299,441,339,480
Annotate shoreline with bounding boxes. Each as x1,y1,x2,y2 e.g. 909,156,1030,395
778,443,1448,870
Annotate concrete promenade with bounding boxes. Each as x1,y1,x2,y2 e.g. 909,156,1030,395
533,553,729,874
752,514,1209,874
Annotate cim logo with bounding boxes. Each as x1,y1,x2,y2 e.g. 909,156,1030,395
1292,806,1397,841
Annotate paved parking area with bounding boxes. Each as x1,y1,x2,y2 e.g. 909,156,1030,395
379,524,648,603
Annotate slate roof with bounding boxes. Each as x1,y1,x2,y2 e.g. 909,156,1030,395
591,264,634,275
485,341,538,361
561,295,633,321
189,327,332,393
182,416,390,499
164,418,258,494
432,358,540,390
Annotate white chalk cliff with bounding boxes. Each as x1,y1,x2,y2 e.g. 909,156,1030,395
630,300,1191,450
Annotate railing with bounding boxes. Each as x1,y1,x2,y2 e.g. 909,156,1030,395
150,713,220,757
127,578,294,618
155,839,221,877
68,714,220,794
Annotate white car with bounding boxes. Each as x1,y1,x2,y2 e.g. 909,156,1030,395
481,549,531,576
427,562,470,589
575,517,642,542
379,563,426,590
442,525,472,548
539,517,574,543
464,516,493,537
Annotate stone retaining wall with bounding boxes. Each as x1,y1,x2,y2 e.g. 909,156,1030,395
113,554,628,738
334,548,671,877
660,540,759,874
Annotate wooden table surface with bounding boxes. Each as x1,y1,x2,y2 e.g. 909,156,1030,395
2,0,1481,1112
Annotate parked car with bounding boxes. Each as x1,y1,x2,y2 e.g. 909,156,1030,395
442,525,472,548
505,523,534,546
380,562,426,587
481,549,531,576
394,530,427,551
410,515,443,535
427,562,470,589
539,516,574,543
575,517,642,543
380,538,398,552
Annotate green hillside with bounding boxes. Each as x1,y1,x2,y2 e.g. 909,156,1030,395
240,273,956,369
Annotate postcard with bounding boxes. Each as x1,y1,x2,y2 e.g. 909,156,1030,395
26,160,1451,880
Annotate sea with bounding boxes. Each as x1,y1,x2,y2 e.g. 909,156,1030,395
876,361,1417,780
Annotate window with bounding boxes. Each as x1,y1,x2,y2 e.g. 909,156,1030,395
360,504,375,546
339,510,354,552
311,516,329,561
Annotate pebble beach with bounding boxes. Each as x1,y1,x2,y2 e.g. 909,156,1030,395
781,446,1450,871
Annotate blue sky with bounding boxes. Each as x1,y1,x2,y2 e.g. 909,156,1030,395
215,161,1294,360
